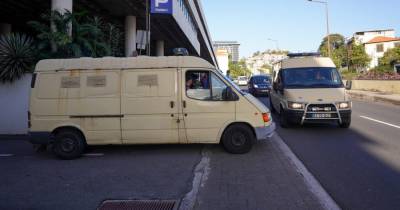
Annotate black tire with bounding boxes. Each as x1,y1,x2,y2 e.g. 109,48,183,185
222,124,254,154
269,98,276,113
53,129,86,160
279,108,290,128
339,118,351,128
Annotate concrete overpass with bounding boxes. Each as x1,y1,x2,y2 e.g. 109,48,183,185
0,0,217,66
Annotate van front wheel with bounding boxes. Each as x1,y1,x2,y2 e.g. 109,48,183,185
53,130,86,160
222,124,254,154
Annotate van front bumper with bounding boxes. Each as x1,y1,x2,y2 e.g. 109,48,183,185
29,132,54,145
255,122,276,141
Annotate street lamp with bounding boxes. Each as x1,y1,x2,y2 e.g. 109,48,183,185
267,38,280,50
307,0,331,58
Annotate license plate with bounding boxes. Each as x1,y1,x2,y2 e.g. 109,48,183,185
312,113,331,118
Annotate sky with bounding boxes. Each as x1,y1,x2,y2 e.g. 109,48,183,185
202,0,400,58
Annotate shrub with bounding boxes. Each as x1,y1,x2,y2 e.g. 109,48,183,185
0,33,36,83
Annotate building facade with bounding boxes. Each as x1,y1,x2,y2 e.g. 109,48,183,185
0,0,217,66
352,29,400,69
213,41,240,62
246,52,287,75
216,49,229,76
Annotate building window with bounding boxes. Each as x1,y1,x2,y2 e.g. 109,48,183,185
376,44,384,53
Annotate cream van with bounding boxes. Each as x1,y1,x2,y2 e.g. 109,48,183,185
270,53,352,128
29,56,275,159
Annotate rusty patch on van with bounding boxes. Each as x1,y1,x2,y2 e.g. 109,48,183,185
138,74,158,86
61,77,80,88
87,75,106,87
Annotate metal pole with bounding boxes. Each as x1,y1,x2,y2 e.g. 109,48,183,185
325,2,331,58
146,0,151,56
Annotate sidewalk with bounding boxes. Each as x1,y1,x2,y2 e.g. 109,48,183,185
348,90,400,106
192,134,338,210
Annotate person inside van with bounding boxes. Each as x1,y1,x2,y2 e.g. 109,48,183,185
200,73,209,89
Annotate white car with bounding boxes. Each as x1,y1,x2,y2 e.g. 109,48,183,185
237,76,248,86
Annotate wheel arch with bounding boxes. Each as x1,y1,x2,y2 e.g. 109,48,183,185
52,125,87,144
218,121,256,143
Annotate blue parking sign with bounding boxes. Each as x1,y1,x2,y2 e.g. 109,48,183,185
151,0,173,14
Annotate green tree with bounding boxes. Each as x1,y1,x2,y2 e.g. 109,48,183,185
229,58,250,78
28,10,111,59
348,43,371,72
379,46,400,67
260,64,272,74
318,34,347,67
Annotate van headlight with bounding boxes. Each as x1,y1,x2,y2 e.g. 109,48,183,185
336,102,351,109
288,102,304,110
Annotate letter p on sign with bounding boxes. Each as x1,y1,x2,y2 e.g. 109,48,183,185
156,0,168,7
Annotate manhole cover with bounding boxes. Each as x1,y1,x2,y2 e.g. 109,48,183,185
98,200,177,210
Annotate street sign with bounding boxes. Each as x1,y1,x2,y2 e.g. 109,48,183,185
151,0,173,14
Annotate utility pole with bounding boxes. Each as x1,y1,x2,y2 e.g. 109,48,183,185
308,0,331,58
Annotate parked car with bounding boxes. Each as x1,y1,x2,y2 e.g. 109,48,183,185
269,53,352,128
248,75,272,97
237,76,248,86
29,56,275,159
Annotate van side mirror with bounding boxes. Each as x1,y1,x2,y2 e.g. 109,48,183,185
223,86,238,101
345,80,352,90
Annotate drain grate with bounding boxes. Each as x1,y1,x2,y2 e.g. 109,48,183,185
98,200,176,210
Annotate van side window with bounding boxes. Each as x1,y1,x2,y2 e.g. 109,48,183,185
211,73,228,100
186,71,229,101
186,71,211,100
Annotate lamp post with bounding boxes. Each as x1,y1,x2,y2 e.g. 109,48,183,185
308,0,331,58
267,38,279,51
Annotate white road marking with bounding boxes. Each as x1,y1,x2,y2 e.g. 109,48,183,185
274,134,341,210
83,153,104,157
0,154,14,157
360,116,400,129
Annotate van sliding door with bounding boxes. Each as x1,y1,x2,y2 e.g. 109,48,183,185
121,69,182,144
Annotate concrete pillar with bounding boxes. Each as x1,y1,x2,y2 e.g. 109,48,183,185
51,0,73,13
51,0,73,36
0,23,12,35
156,40,165,56
125,16,137,57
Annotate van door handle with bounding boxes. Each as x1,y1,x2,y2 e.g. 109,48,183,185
183,101,186,108
170,101,175,108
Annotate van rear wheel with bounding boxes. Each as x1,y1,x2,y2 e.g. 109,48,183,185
222,124,254,154
53,129,86,160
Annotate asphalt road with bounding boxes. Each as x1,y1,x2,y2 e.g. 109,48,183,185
258,95,400,210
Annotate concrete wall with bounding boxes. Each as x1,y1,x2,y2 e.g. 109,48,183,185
0,74,32,134
351,80,400,94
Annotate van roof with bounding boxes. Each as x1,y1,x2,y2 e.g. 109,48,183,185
281,56,336,69
35,56,215,72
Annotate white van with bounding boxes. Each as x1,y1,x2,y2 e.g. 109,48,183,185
270,53,352,128
29,56,275,159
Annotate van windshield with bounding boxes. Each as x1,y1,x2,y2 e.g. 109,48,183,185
282,67,343,89
253,76,270,84
221,74,246,95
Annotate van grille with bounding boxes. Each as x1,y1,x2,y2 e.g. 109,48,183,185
307,104,337,112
